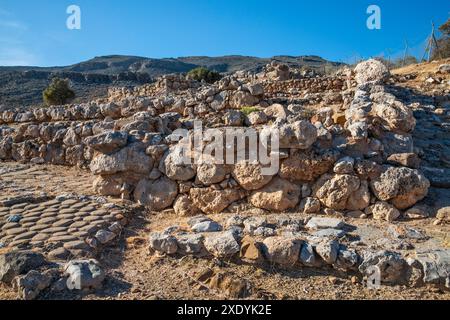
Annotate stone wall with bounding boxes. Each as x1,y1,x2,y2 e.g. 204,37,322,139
0,60,431,222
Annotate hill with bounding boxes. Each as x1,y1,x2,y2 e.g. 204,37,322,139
0,55,343,109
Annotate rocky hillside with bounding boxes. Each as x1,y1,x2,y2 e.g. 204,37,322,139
0,55,343,109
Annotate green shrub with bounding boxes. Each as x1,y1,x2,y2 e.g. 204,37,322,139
187,67,221,83
240,106,260,116
43,78,75,106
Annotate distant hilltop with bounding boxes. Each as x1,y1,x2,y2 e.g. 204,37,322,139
0,54,344,108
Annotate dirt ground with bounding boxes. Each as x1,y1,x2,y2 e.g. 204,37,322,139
0,162,449,300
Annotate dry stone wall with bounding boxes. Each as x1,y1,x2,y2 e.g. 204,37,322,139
0,60,431,222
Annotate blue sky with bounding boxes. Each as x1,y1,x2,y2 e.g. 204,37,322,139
0,0,448,66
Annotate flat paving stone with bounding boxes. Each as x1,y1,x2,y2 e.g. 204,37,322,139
37,217,58,225
53,219,74,227
83,216,104,222
70,203,89,209
60,208,77,214
48,235,78,243
63,240,89,250
41,212,58,218
23,211,45,218
10,203,27,210
30,224,50,232
72,231,89,238
69,221,88,229
41,226,69,234
23,204,39,210
6,227,26,236
79,206,96,212
9,239,30,248
32,233,50,242
20,216,41,223
13,231,37,241
2,222,20,230
62,199,79,206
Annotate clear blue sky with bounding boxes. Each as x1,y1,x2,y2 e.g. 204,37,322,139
0,0,448,66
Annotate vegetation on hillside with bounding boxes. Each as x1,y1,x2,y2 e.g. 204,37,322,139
187,67,222,83
43,78,75,106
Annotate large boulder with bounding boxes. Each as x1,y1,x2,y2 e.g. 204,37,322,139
373,101,416,133
90,144,153,175
249,177,301,212
370,166,430,210
313,174,363,211
261,120,317,150
84,131,128,154
134,177,178,210
354,59,390,85
280,149,339,182
190,187,245,214
159,146,196,181
232,160,274,191
64,259,105,290
359,250,408,284
196,163,228,186
0,251,48,284
262,236,302,266
204,231,240,258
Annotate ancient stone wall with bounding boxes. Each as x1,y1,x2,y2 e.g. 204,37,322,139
0,60,431,223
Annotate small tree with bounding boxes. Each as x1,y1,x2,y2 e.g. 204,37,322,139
432,18,450,60
43,78,75,106
187,67,221,83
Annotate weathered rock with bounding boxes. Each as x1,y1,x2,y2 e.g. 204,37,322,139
315,240,339,264
13,270,54,300
191,221,222,233
387,153,421,169
149,233,178,255
365,201,401,222
240,236,264,264
190,187,244,214
299,197,321,214
64,259,105,290
313,174,362,210
262,236,302,266
224,110,244,126
134,177,178,210
267,120,318,149
354,59,390,85
249,177,300,212
333,157,355,174
370,166,430,210
299,242,322,267
204,231,240,258
436,207,450,222
173,195,199,216
334,246,360,270
159,146,196,181
0,251,47,284
84,131,128,154
95,229,117,244
305,217,345,230
90,144,153,175
359,250,408,284
196,163,228,186
405,204,430,219
176,234,205,256
415,249,450,290
373,100,416,133
232,160,274,191
280,149,339,182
